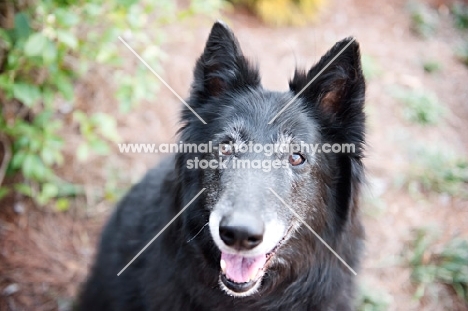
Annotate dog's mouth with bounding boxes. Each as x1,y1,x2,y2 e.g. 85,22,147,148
220,252,267,291
218,231,290,296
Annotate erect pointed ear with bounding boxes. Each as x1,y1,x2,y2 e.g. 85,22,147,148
290,39,365,231
191,21,260,99
289,38,365,129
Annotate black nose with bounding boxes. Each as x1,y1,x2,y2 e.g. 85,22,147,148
219,214,264,250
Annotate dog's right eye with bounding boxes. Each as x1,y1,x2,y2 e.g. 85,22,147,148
219,143,233,156
289,153,306,166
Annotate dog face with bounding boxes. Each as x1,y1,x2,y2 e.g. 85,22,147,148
179,22,365,297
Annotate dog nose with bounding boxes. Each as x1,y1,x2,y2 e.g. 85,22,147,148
219,214,264,250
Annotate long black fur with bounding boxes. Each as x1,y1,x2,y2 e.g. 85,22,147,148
77,21,366,311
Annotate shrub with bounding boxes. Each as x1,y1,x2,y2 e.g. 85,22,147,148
0,0,222,208
355,283,392,311
452,2,468,30
423,60,442,73
391,87,446,126
408,228,468,304
407,1,438,38
406,146,468,198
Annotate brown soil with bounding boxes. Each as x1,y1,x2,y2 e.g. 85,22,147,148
1,0,467,310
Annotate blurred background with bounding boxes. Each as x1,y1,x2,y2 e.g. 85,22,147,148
0,0,467,310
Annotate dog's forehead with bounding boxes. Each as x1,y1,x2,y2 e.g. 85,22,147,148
216,117,319,145
214,90,319,143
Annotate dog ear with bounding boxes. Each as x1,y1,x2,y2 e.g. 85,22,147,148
289,38,365,132
290,38,365,230
191,21,260,99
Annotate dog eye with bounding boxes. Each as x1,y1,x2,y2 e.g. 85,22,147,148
289,153,305,166
219,143,233,156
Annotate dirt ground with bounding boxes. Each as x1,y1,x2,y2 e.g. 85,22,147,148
1,0,467,310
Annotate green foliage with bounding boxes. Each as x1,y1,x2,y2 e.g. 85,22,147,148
455,43,468,66
0,0,222,208
406,146,468,198
423,60,442,73
407,1,438,38
355,283,392,311
451,0,468,65
452,2,468,30
407,228,468,303
73,111,120,161
392,87,446,126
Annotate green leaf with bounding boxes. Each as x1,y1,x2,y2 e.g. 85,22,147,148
13,83,41,107
33,111,53,126
73,110,87,123
0,29,13,49
55,8,80,27
90,138,110,155
36,194,49,206
117,0,139,8
92,113,119,142
29,137,42,152
14,183,33,197
14,13,30,40
55,74,74,100
84,3,102,16
96,45,118,63
10,150,27,170
55,198,70,211
42,87,55,107
0,75,12,94
116,84,133,112
423,61,441,73
42,183,59,199
43,41,58,64
0,187,10,200
77,143,89,162
41,147,58,166
7,50,20,68
14,135,30,148
56,30,78,50
57,183,83,197
24,33,48,57
22,153,40,179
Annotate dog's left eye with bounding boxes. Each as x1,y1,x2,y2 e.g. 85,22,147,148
289,153,306,166
219,143,233,156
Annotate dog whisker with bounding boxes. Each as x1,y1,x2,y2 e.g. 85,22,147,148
186,222,209,243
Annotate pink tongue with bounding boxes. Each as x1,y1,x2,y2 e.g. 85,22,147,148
221,252,266,283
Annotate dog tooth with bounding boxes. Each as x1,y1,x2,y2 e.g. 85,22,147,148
220,259,226,273
249,268,259,281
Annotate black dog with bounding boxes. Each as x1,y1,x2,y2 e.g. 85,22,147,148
77,21,366,310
